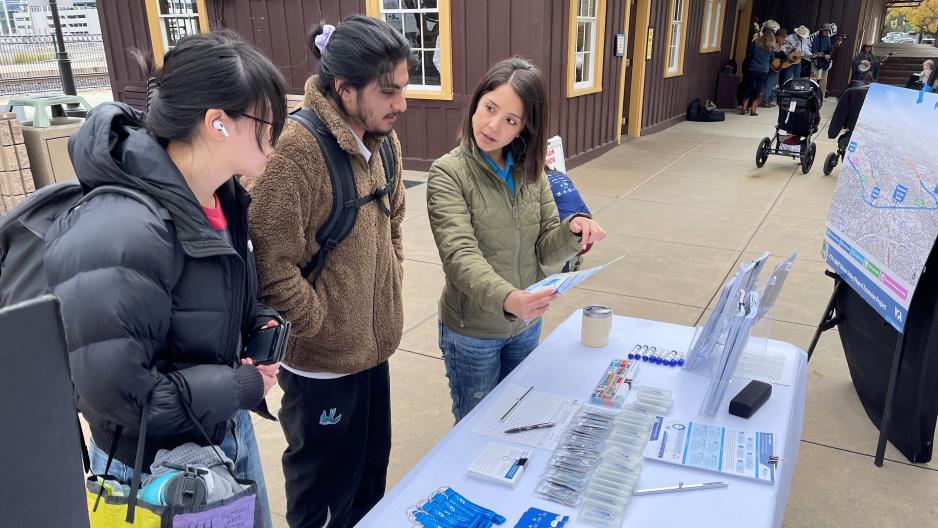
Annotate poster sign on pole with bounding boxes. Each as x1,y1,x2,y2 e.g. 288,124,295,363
823,83,938,332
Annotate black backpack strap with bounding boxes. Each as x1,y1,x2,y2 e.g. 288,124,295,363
90,425,122,513
375,137,397,217
125,403,148,523
288,107,361,286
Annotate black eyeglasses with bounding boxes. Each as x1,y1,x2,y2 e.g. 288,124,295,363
237,112,273,126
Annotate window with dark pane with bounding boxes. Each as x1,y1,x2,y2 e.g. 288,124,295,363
574,0,598,88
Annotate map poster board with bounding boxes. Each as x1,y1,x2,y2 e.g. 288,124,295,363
824,83,938,331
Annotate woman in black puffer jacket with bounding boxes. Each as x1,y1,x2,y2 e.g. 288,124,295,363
42,31,286,526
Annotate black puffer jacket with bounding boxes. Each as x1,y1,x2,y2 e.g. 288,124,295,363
44,102,275,467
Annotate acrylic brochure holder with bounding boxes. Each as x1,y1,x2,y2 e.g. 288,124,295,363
684,252,797,416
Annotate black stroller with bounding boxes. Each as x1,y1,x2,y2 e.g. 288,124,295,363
822,80,869,175
755,78,824,174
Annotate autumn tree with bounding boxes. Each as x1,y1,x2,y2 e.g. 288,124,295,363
895,1,938,44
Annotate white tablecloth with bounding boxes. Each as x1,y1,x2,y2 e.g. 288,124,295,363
359,311,807,527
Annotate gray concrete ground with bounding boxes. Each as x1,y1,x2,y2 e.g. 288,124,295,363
70,88,938,527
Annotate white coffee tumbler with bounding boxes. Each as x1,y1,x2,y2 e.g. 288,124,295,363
581,305,613,348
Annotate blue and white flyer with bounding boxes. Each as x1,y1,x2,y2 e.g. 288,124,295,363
644,417,776,484
824,83,938,331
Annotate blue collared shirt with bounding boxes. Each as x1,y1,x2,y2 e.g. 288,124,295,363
481,149,516,195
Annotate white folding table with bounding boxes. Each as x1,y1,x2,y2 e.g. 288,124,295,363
359,311,807,527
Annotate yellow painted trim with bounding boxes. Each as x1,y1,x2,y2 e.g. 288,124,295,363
402,89,453,100
663,0,690,78
144,0,210,68
627,0,652,137
197,0,210,32
733,0,752,69
366,0,454,101
144,0,164,67
614,1,633,144
566,0,608,98
699,0,724,53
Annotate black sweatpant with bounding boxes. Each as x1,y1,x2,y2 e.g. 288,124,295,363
278,362,392,528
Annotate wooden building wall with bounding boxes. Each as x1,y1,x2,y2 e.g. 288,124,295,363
205,0,627,170
751,0,887,97
98,0,152,109
206,0,365,95
640,0,736,134
545,0,628,166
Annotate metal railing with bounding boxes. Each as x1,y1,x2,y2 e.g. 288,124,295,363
0,34,109,97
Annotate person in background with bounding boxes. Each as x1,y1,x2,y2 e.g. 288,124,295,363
763,28,788,107
245,16,411,528
781,25,813,84
916,59,934,89
43,31,286,527
852,44,880,82
811,24,835,97
546,167,593,272
427,58,606,422
742,27,776,116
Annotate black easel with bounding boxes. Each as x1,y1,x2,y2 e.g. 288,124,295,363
806,270,844,361
808,270,907,467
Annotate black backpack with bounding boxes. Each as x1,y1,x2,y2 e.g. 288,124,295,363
686,98,726,123
287,107,397,285
0,182,168,307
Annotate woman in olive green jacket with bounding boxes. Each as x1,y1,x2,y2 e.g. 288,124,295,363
427,58,606,421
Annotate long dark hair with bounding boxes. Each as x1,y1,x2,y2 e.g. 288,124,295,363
308,15,415,101
136,30,287,149
459,57,548,186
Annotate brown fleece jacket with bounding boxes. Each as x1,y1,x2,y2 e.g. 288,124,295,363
244,76,405,374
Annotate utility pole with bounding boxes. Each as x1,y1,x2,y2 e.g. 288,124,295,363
49,0,82,116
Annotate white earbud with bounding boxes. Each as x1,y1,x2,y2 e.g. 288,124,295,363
212,120,229,138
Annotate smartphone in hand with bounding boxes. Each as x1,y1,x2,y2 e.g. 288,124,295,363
242,320,291,364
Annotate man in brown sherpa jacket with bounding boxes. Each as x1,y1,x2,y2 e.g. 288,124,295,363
244,16,413,528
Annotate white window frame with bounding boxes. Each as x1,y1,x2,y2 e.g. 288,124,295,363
155,0,201,52
566,0,607,98
665,0,688,77
575,0,599,90
375,0,443,93
145,0,211,67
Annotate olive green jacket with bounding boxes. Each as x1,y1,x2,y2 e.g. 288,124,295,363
427,143,583,339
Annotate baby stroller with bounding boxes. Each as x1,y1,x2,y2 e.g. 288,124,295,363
755,78,824,174
823,81,869,175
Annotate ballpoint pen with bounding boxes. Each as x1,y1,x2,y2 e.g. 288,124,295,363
500,385,534,422
504,422,556,434
633,481,728,495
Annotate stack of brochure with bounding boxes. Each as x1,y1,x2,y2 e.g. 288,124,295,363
688,252,797,416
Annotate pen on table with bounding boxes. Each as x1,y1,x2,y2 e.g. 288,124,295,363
633,481,729,495
500,385,534,422
503,422,556,434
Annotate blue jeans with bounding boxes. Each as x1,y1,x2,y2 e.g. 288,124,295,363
439,319,542,422
764,70,780,103
89,409,272,528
